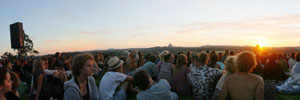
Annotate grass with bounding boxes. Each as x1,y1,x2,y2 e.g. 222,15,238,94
277,94,300,100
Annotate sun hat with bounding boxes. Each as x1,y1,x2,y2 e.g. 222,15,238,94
108,56,124,70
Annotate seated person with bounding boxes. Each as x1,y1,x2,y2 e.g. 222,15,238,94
276,52,300,94
64,54,99,100
99,56,133,100
213,56,235,99
220,51,264,100
191,52,222,100
140,55,159,80
133,70,178,100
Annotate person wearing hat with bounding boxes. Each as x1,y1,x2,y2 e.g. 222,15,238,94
99,56,133,100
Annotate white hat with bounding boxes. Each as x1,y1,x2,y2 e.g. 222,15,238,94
108,56,124,70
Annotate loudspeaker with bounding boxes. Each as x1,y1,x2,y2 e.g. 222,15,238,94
10,22,24,49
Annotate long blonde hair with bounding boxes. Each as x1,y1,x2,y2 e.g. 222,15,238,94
32,59,45,73
224,56,235,74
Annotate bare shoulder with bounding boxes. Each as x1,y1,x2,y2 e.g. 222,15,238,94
224,74,237,82
249,74,264,83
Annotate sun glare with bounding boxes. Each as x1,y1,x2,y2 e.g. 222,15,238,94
257,42,267,48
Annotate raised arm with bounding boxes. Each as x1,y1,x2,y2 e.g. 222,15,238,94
126,75,133,81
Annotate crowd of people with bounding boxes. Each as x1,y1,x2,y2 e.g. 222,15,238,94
0,49,300,100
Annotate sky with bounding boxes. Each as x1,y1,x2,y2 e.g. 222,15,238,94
1,0,300,55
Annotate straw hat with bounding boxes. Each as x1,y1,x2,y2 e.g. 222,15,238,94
108,56,124,70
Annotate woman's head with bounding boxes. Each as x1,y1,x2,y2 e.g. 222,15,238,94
235,51,257,73
176,54,188,69
0,67,12,94
224,56,235,74
165,53,174,63
32,59,45,73
72,53,95,77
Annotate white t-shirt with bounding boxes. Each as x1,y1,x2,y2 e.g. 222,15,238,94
44,69,57,75
99,72,127,100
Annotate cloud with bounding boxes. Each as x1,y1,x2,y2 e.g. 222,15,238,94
131,33,147,39
177,15,300,36
176,28,207,34
170,15,300,47
79,30,108,35
44,40,65,43
120,1,129,5
79,31,97,35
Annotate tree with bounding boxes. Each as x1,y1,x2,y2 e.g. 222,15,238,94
1,52,17,60
13,33,39,57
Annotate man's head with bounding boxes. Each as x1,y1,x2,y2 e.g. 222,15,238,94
147,55,157,63
235,51,257,73
133,70,153,90
191,54,198,65
107,56,124,72
197,52,209,66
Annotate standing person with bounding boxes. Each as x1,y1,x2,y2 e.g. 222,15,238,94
172,54,192,96
157,53,175,83
64,53,99,100
99,56,133,100
220,51,264,100
31,59,47,100
191,52,222,100
0,67,13,100
133,70,178,100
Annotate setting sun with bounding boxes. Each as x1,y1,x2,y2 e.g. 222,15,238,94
257,42,267,48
